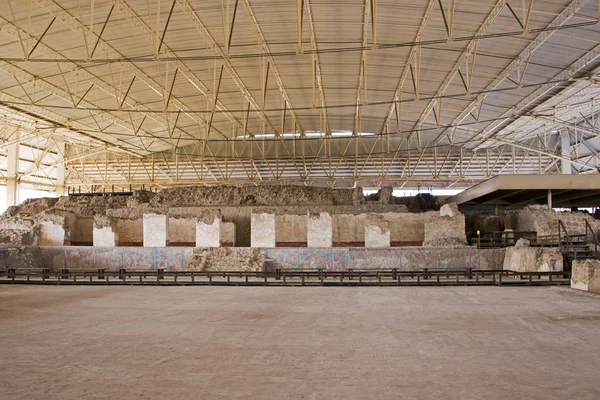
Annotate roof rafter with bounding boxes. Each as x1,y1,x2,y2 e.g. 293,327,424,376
434,0,593,145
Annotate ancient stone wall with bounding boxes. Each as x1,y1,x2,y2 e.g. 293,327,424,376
168,217,196,246
147,185,362,208
189,248,265,272
116,219,143,246
423,205,467,247
276,214,307,246
0,245,505,272
251,212,276,247
72,217,93,245
0,218,39,246
220,222,236,246
307,212,333,248
516,205,600,240
364,214,390,248
503,240,563,272
0,186,469,249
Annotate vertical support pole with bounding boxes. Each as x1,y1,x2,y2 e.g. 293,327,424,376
6,131,19,207
55,141,66,196
547,189,553,210
560,131,572,174
297,0,304,54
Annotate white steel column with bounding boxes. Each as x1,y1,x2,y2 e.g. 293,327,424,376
55,141,66,196
560,131,572,174
6,132,19,207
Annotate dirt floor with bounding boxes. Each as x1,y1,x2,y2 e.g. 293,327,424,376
1,286,599,399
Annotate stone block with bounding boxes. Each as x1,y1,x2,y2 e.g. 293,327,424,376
93,227,118,247
440,202,460,217
307,212,332,248
423,215,467,247
38,221,66,246
196,215,221,247
503,246,563,272
379,186,394,204
93,215,118,247
251,212,276,247
143,214,168,247
571,259,600,293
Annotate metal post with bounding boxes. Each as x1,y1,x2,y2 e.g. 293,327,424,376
6,132,19,207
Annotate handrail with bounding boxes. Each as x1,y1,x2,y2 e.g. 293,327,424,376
585,219,599,258
558,219,573,254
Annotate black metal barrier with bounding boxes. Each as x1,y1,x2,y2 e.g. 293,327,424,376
0,268,570,287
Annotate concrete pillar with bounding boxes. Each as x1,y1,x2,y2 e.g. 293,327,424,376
547,189,553,210
55,141,66,196
251,212,276,247
364,214,391,248
196,216,221,247
560,131,572,174
93,215,118,247
143,214,168,247
307,212,333,248
6,133,19,207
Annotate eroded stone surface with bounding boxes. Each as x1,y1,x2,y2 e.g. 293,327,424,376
503,246,563,272
440,202,460,217
251,212,276,247
364,214,390,248
307,212,333,248
143,214,168,247
571,259,600,293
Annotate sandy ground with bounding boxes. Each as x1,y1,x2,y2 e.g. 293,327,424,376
0,285,599,400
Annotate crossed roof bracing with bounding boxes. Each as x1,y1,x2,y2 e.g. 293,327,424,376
0,0,599,190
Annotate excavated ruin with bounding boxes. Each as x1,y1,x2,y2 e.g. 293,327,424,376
0,184,598,274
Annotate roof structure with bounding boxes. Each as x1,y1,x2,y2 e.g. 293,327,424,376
0,0,599,194
447,174,600,206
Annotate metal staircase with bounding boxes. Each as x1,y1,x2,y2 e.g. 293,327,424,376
557,220,599,269
473,219,600,269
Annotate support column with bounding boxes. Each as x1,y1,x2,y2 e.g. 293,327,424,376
251,212,276,247
196,215,221,247
143,214,168,247
307,212,332,248
364,214,391,248
560,131,572,174
55,141,66,196
6,134,19,207
547,189,553,210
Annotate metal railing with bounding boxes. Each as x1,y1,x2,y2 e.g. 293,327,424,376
585,219,600,259
558,219,573,254
0,267,570,287
471,231,537,248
